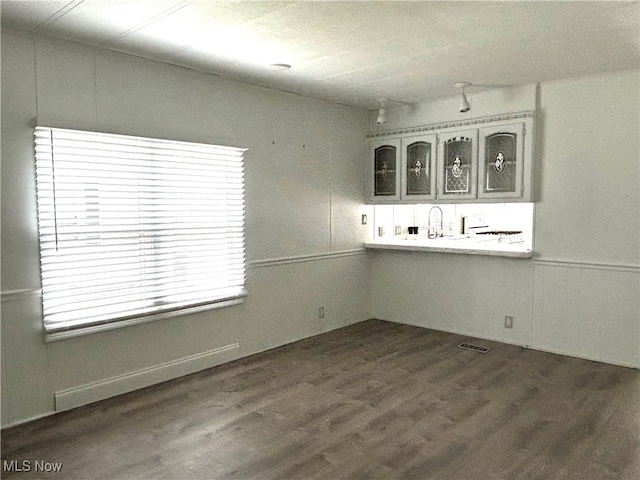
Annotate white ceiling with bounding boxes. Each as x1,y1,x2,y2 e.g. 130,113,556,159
2,0,639,109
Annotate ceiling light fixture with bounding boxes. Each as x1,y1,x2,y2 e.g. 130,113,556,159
456,82,471,113
376,98,387,125
374,98,415,125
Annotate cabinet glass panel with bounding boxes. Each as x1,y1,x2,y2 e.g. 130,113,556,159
406,141,432,196
484,132,517,193
374,145,397,196
443,136,472,194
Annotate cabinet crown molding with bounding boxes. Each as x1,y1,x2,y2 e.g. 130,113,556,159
367,110,535,139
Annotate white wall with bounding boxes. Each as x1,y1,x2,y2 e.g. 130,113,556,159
371,251,534,346
0,29,371,427
530,71,639,366
369,71,640,369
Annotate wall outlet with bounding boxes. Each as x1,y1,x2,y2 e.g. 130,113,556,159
361,214,368,225
504,315,513,329
319,306,325,318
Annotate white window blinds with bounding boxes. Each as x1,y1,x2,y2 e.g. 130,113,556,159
34,126,246,339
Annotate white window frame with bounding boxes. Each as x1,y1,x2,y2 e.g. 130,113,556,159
34,126,247,341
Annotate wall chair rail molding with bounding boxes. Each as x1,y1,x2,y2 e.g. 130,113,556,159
1,288,42,302
532,259,640,273
249,249,367,269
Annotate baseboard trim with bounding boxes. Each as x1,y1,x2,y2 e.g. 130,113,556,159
381,318,530,349
54,343,241,412
374,317,639,370
2,411,56,431
525,344,639,370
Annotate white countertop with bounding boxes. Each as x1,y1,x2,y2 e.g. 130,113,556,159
364,236,533,258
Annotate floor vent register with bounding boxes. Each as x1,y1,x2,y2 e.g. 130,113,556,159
457,343,491,354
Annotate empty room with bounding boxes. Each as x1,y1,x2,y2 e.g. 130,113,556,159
1,1,639,479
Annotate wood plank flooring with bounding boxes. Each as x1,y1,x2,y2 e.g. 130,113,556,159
2,320,639,479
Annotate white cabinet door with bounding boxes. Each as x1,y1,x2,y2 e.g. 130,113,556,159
478,120,532,201
368,137,401,203
438,129,477,200
401,133,437,202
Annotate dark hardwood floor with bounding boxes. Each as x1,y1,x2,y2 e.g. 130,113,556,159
2,319,639,479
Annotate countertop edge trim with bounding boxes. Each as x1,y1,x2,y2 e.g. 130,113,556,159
364,242,533,259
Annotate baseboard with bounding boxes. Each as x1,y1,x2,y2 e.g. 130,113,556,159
374,318,639,370
243,317,370,359
525,344,639,370
54,343,241,412
380,317,530,348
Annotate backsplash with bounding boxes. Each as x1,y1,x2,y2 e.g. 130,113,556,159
372,202,534,242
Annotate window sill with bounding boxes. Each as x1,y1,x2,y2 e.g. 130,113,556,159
44,296,246,342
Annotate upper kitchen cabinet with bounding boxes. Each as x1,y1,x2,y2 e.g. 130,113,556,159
366,112,535,204
367,134,436,203
478,118,533,201
368,137,401,202
402,133,437,202
437,128,478,200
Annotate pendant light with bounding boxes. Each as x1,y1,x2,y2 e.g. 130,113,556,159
376,98,387,124
456,82,471,113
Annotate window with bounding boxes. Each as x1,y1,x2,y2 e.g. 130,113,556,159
34,126,246,340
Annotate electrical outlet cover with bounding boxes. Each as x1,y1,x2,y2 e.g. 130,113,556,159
504,316,513,328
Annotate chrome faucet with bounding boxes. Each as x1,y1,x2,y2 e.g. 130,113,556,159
428,206,443,238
